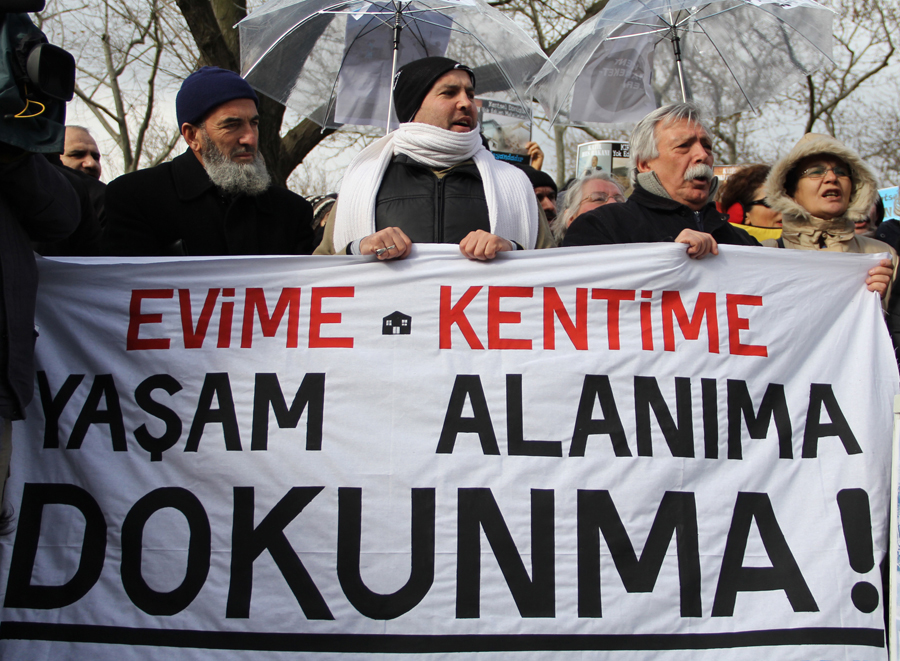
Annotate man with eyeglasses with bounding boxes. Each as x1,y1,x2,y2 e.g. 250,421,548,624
555,171,626,242
562,103,759,257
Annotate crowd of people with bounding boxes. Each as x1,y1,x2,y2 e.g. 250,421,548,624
2,56,899,525
33,58,900,280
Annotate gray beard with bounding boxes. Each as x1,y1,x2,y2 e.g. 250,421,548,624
201,132,271,196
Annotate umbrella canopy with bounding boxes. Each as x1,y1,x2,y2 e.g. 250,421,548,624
531,0,834,126
238,0,551,131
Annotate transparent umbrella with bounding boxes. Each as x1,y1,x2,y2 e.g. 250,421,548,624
530,0,834,126
238,0,551,132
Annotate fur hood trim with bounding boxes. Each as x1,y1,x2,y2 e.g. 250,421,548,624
764,133,878,232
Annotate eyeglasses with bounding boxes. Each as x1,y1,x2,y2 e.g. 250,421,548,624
748,199,770,208
798,164,851,180
581,191,626,206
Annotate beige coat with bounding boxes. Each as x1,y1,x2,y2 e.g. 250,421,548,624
763,132,898,306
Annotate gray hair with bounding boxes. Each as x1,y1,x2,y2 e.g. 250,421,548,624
554,170,625,242
629,103,706,184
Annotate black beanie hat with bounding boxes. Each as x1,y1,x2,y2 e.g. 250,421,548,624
392,57,475,124
516,163,557,192
176,67,260,128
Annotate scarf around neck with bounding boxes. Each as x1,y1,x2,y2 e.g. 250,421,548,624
780,213,856,251
333,122,537,251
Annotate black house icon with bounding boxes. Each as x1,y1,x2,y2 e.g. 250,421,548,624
383,311,411,335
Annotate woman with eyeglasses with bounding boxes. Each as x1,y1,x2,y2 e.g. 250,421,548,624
764,133,896,303
554,170,627,242
718,164,782,243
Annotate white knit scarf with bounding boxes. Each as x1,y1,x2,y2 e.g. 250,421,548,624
333,122,538,251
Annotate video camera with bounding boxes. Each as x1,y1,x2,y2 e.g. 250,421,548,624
0,0,75,154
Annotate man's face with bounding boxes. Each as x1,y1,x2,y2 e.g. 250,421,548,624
412,70,477,133
534,185,557,222
572,179,624,224
192,98,260,166
61,128,102,179
858,203,877,234
182,97,270,196
790,155,852,221
638,118,714,211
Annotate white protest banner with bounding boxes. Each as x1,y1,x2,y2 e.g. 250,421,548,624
0,244,896,660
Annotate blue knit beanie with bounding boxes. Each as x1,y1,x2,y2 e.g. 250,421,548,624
176,67,260,127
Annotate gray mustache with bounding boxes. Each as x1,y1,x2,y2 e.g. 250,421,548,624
684,164,714,181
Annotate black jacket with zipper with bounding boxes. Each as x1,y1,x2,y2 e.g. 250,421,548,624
373,153,490,243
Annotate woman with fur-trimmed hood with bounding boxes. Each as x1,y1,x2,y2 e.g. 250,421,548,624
763,133,896,304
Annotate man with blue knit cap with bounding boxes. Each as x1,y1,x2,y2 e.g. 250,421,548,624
104,66,314,256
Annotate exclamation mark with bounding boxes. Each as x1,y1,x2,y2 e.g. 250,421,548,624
836,488,880,613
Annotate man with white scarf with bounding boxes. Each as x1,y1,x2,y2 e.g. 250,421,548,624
315,57,554,260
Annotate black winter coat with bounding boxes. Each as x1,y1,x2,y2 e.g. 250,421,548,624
0,155,80,419
562,183,759,248
374,154,490,244
34,164,103,257
104,149,314,256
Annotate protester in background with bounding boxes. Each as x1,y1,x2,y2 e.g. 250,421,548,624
763,132,895,300
718,164,783,242
104,67,314,256
316,57,553,260
516,163,558,224
308,193,337,250
563,103,758,256
58,126,107,236
874,197,900,251
524,141,544,170
858,196,885,236
61,126,102,180
555,171,625,242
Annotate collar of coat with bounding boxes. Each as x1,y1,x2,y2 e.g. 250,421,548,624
171,148,274,212
629,177,727,231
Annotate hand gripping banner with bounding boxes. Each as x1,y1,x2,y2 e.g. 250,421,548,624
0,244,897,660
